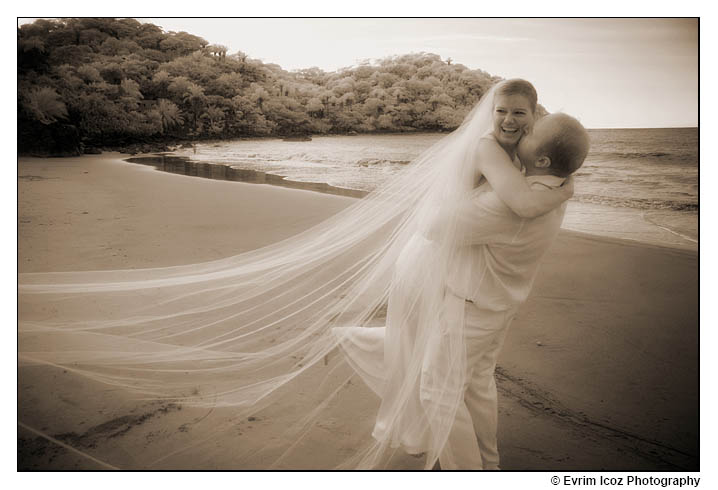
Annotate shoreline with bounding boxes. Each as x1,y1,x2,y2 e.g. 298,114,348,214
18,153,698,470
125,152,698,253
19,125,694,157
119,155,702,258
17,129,454,158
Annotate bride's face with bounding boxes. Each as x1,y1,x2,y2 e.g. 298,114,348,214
492,94,535,148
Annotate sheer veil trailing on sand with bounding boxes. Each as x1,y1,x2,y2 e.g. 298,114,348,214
19,85,500,469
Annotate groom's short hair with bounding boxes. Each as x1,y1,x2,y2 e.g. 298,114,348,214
538,113,590,177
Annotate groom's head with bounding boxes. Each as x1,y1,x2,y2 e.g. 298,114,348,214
518,113,590,178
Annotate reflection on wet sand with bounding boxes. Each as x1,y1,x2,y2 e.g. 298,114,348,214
126,155,368,199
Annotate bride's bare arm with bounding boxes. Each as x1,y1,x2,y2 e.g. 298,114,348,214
476,139,573,218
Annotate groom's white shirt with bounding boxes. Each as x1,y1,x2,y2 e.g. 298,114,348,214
446,174,567,311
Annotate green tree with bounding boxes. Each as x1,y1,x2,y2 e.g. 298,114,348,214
182,83,206,132
154,98,184,134
77,65,103,84
200,105,225,135
22,87,68,125
306,97,324,118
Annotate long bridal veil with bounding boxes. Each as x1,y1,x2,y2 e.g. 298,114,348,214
19,84,498,469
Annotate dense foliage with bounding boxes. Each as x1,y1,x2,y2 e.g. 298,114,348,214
18,18,504,155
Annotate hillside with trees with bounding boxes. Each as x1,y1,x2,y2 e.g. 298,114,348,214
18,18,504,156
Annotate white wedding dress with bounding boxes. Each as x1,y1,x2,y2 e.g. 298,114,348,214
335,231,466,460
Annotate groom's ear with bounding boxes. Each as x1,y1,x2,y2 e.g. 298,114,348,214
535,156,551,169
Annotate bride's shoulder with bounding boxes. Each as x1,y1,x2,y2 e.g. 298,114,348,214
480,129,496,141
477,131,501,151
476,132,506,157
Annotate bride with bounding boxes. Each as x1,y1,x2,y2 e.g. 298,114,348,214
19,79,571,469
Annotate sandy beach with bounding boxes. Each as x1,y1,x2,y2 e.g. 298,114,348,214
18,154,698,470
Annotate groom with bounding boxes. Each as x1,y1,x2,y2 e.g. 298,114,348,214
433,112,590,470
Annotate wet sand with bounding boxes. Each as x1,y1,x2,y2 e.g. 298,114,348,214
18,154,698,470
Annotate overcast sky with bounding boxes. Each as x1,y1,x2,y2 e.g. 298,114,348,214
19,18,698,128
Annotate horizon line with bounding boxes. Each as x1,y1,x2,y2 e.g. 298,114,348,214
585,126,698,130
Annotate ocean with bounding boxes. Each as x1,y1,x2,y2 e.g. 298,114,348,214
151,128,698,251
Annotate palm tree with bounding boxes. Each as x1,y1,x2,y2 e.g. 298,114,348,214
250,84,269,111
22,87,68,125
182,84,206,132
200,105,225,135
206,44,228,60
156,99,183,134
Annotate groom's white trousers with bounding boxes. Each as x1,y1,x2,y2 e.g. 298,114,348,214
434,291,517,470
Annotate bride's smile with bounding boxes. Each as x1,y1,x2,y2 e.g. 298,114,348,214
492,93,535,149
